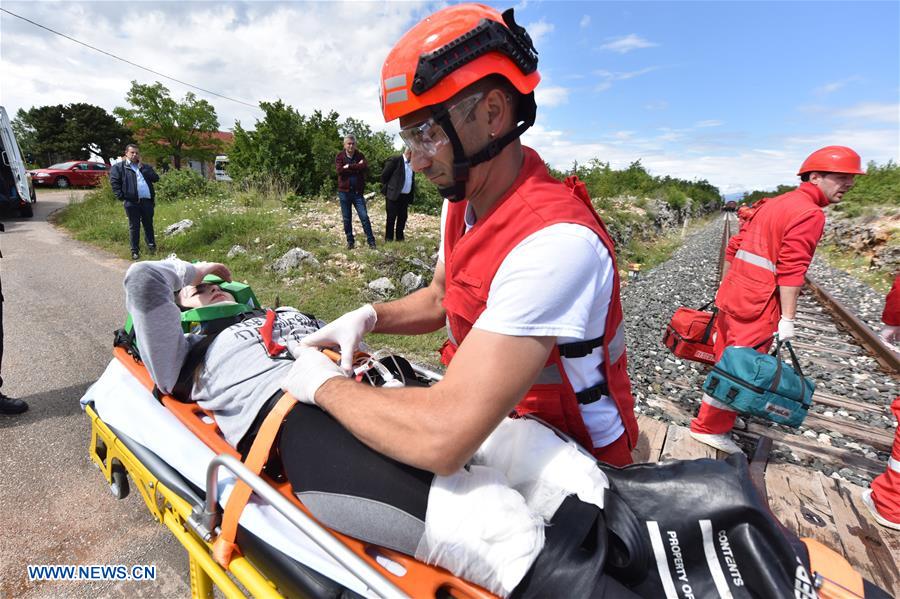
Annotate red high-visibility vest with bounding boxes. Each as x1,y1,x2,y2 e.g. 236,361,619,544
439,147,638,452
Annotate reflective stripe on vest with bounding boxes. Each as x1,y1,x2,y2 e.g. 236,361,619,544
890,456,900,474
734,249,776,273
608,321,626,364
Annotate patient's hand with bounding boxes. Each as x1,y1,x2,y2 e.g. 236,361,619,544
300,304,377,374
191,262,232,285
282,347,346,405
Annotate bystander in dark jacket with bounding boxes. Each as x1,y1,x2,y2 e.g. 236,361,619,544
380,149,416,241
109,144,160,260
335,136,376,249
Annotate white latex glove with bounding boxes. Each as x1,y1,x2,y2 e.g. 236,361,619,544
777,317,795,342
300,304,377,374
879,324,900,345
282,347,346,405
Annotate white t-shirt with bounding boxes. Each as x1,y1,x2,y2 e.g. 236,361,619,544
439,202,625,448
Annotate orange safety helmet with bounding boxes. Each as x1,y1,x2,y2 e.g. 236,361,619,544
380,3,541,123
797,146,865,176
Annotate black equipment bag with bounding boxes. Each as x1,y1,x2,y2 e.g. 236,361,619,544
597,454,837,598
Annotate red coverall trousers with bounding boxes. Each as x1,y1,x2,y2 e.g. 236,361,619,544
689,307,777,435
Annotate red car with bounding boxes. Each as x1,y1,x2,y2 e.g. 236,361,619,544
30,160,109,188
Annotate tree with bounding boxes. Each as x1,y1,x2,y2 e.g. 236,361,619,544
65,103,133,164
230,101,401,197
114,81,222,169
12,103,132,166
14,105,74,166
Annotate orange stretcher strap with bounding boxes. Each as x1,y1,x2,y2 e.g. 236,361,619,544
801,538,864,599
213,392,298,568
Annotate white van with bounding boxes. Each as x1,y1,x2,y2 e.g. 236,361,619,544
0,106,36,217
214,155,232,182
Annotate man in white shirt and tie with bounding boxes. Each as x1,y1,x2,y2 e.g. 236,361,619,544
380,148,415,241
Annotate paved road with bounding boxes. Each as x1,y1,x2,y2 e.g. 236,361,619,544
0,190,189,598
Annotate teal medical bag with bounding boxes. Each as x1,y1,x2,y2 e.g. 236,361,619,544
702,339,815,428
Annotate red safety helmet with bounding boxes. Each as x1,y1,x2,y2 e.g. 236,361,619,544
797,146,865,176
380,3,541,123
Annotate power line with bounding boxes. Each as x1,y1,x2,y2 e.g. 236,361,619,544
0,7,261,110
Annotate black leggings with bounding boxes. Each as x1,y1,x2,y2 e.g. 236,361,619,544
278,403,434,556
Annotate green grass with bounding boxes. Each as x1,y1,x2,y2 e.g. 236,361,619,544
818,244,894,293
56,175,710,365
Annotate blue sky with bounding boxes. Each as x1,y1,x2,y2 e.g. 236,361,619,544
1,1,897,193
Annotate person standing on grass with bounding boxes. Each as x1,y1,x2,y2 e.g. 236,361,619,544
380,148,416,241
109,144,159,261
689,146,864,453
335,135,376,250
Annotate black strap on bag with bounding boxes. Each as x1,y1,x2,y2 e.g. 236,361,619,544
696,299,718,344
602,489,651,585
767,340,806,394
511,495,629,599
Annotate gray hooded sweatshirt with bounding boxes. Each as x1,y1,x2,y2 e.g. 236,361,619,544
124,258,320,447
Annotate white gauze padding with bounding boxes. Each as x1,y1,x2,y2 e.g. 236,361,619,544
472,417,609,520
415,465,544,597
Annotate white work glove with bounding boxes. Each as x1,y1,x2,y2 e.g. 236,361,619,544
776,317,795,342
300,304,377,374
879,325,900,345
282,346,346,405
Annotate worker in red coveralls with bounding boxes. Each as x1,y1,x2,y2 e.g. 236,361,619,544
863,275,900,530
690,146,865,453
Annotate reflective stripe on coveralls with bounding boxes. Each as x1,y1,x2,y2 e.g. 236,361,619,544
733,249,776,273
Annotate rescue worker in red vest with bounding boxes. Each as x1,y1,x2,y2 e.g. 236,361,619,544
863,275,900,530
287,4,639,471
690,146,865,453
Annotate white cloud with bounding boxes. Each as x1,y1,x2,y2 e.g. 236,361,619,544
0,2,423,138
599,34,658,54
813,76,862,96
833,102,900,124
593,66,659,92
694,119,723,128
579,15,591,29
644,100,668,111
525,18,554,45
535,85,569,107
522,122,898,195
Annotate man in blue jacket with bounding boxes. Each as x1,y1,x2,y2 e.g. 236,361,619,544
110,144,160,260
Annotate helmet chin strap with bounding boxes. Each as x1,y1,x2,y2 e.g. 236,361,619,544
431,92,537,203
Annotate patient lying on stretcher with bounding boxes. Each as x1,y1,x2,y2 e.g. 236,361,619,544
125,257,614,597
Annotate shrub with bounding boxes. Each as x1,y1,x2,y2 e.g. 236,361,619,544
155,168,212,202
664,187,688,210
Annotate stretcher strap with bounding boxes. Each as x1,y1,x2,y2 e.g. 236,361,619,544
213,392,297,568
259,309,287,357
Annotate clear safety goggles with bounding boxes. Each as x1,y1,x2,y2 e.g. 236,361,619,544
398,92,484,158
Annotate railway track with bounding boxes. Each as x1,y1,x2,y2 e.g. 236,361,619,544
625,212,900,593
715,212,898,486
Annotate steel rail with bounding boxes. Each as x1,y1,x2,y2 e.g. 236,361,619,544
804,275,900,375
717,213,733,282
